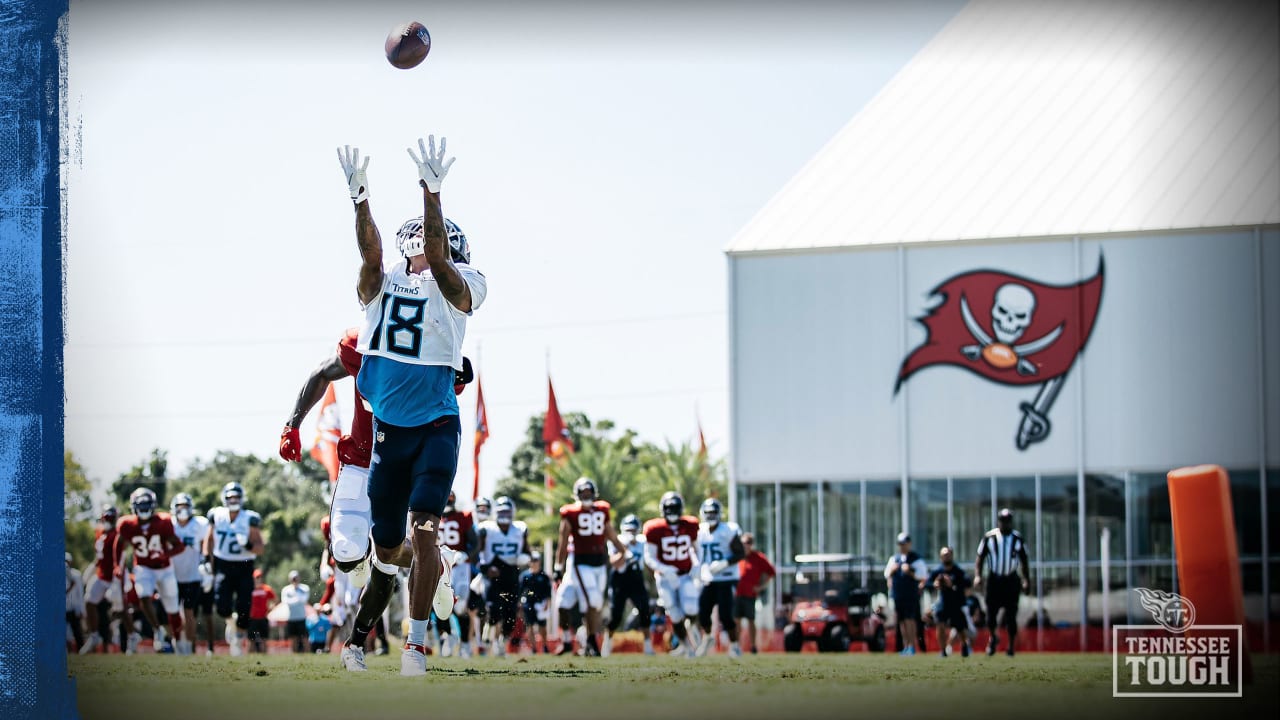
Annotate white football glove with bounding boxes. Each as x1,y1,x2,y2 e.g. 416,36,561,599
658,564,680,580
707,560,730,577
406,135,455,193
336,145,370,203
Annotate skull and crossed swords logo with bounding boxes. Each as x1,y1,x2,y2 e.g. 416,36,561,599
896,259,1105,451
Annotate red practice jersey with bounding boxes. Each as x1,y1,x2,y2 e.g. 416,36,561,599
115,513,179,570
643,516,699,575
438,509,474,553
336,329,374,468
561,501,612,562
93,526,117,581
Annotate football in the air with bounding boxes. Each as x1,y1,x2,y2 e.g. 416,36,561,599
385,21,431,70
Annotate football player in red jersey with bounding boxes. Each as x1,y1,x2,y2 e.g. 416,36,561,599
643,491,702,657
113,488,186,653
280,329,473,671
436,490,478,657
79,504,119,654
554,477,626,657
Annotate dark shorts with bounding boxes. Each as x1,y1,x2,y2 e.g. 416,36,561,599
522,605,546,628
698,580,737,631
935,603,968,629
368,415,461,549
608,571,651,633
177,581,213,613
248,618,270,640
893,593,921,622
734,595,757,621
286,619,307,639
212,559,254,629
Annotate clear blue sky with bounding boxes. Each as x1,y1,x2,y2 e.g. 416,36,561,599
64,0,964,504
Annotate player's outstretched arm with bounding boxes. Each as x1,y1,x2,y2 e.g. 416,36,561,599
337,145,383,305
407,135,472,312
280,354,349,461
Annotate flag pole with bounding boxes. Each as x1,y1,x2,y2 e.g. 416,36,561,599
544,347,553,516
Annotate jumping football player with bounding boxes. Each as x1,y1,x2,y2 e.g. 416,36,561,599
336,135,486,676
643,492,702,657
114,487,186,653
202,481,265,656
170,493,212,656
554,477,626,657
694,498,745,657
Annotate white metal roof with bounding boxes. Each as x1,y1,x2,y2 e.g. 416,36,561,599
727,0,1280,254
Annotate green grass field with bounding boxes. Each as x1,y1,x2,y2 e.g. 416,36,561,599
70,652,1277,720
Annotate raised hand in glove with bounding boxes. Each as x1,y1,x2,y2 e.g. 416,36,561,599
406,135,455,193
337,145,370,203
279,426,302,462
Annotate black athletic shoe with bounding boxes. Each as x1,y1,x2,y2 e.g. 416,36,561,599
585,636,601,657
986,640,997,656
556,644,574,656
1007,646,1015,657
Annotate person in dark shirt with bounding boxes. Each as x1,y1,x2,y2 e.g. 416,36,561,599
926,546,971,658
518,553,553,654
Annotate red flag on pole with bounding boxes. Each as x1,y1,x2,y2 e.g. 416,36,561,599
310,384,341,485
543,378,573,489
696,415,708,460
473,377,489,501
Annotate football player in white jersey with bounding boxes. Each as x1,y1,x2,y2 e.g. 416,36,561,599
605,514,653,656
475,497,530,657
336,136,487,677
170,493,212,656
694,498,746,657
465,496,492,656
201,482,265,656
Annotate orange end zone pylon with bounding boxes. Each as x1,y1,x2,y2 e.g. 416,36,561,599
1167,464,1252,682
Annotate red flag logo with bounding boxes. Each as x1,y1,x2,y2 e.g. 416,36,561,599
896,258,1104,449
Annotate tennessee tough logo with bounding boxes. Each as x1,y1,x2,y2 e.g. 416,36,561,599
896,258,1104,449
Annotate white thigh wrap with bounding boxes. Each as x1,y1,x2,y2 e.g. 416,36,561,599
84,576,110,605
555,561,607,612
330,464,371,563
656,572,699,622
134,565,181,614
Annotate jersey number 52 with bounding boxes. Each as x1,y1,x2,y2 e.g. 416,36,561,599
659,535,691,563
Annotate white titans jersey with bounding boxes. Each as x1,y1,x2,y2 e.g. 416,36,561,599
357,260,487,371
476,520,528,565
697,521,742,581
208,507,261,562
171,515,210,583
609,534,646,574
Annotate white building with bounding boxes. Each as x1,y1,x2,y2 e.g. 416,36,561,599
726,0,1278,648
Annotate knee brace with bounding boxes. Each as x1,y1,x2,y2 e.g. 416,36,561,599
330,468,372,563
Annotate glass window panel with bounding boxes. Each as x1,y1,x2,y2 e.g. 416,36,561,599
736,483,775,572
1241,562,1264,623
1129,563,1177,622
1228,469,1261,557
779,483,818,565
1132,473,1174,559
952,477,991,562
1040,475,1080,562
1085,474,1124,562
865,480,902,566
822,482,860,556
1036,565,1080,631
1085,566,1128,626
1268,470,1279,556
997,476,1037,558
907,478,947,558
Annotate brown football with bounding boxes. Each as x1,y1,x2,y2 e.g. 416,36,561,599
385,21,431,70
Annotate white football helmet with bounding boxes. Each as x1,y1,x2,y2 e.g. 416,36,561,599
474,496,492,523
394,216,469,263
170,492,194,522
130,487,157,521
494,496,515,527
222,482,245,511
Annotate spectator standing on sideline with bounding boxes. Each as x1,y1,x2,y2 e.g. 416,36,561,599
307,604,333,653
884,532,928,655
248,570,276,653
735,533,775,654
974,508,1030,657
281,570,312,653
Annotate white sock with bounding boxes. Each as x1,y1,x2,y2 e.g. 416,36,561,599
408,619,429,647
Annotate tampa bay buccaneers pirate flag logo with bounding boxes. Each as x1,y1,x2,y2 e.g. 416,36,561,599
895,259,1104,450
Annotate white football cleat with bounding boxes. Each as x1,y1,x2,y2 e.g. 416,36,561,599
341,644,368,672
401,643,428,676
643,638,654,656
440,635,454,658
78,635,101,655
433,551,454,620
695,633,714,657
600,633,612,658
728,642,743,658
491,637,507,657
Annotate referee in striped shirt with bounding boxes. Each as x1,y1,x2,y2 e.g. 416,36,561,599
973,508,1029,657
